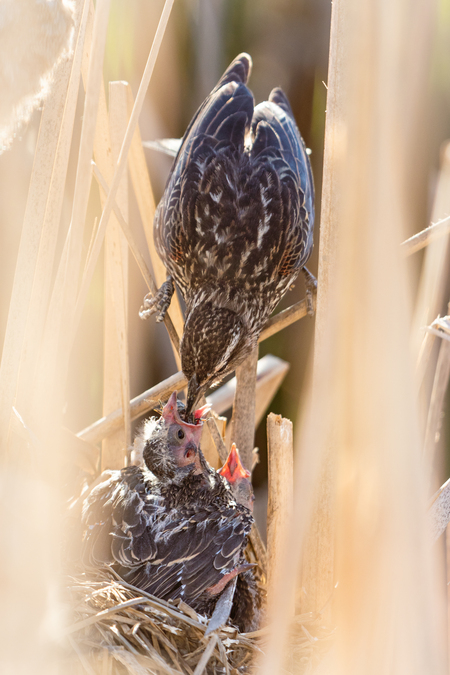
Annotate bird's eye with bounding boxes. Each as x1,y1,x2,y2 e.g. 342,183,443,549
177,428,185,440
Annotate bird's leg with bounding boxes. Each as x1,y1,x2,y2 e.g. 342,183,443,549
302,267,317,317
139,276,175,322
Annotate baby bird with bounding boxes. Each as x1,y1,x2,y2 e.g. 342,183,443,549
217,444,261,633
141,53,315,416
81,404,257,629
81,392,205,568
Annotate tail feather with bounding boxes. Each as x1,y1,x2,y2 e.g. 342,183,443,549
268,86,294,118
213,53,252,91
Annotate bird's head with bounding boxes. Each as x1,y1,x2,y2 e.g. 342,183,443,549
142,392,208,479
218,443,254,511
181,303,255,418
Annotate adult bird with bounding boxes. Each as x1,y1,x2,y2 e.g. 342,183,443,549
140,53,315,417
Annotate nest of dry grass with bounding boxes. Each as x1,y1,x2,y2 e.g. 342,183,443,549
63,568,263,675
61,567,334,675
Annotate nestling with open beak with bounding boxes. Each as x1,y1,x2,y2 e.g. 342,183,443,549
81,410,260,631
81,392,207,568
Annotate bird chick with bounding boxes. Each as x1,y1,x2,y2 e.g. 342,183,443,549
138,391,206,478
218,443,261,633
141,53,315,416
218,443,254,512
81,392,206,568
82,421,257,629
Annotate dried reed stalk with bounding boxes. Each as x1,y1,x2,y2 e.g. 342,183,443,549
15,0,91,423
295,0,341,619
401,215,450,256
260,0,443,672
411,142,450,358
72,0,176,353
228,347,259,470
126,85,184,356
102,82,131,469
0,0,90,453
266,414,293,611
259,296,312,342
30,0,111,421
78,371,187,444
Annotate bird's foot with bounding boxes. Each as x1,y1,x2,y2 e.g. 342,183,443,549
139,277,175,322
205,563,255,597
302,267,317,317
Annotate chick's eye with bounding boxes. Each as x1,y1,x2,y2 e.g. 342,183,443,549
177,428,185,440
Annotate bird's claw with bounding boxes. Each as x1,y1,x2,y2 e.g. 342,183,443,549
302,267,317,317
139,277,174,322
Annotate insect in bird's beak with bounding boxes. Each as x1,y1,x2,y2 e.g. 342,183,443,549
194,402,212,422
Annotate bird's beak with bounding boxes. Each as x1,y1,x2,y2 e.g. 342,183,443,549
218,443,251,483
186,374,201,418
194,402,212,422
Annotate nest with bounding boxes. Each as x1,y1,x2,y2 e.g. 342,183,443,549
63,568,265,675
62,567,334,675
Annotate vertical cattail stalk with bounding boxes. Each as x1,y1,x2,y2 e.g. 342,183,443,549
266,413,294,611
102,82,131,469
260,0,443,673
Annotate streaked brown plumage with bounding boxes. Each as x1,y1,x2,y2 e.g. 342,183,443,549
141,53,315,416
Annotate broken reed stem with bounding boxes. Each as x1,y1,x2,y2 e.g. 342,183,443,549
401,215,450,256
229,346,259,471
266,413,294,611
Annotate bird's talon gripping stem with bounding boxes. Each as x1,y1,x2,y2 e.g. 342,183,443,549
302,267,317,317
139,277,175,322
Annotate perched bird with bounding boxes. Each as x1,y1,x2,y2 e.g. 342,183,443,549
82,406,258,629
140,53,315,416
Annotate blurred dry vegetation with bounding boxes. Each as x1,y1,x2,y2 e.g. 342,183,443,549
0,0,334,535
2,0,450,499
2,0,450,672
